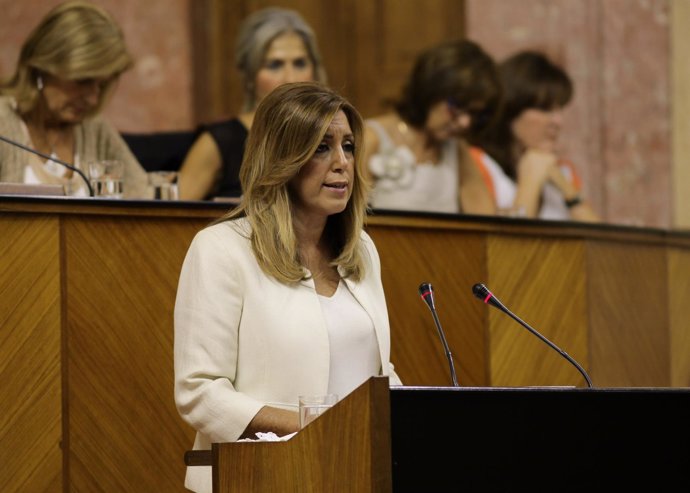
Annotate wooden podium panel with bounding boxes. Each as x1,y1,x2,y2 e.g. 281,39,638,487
213,377,392,492
0,215,62,492
3,196,690,490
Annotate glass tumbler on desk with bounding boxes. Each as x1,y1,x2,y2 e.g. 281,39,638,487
148,171,179,200
88,160,124,198
298,393,338,429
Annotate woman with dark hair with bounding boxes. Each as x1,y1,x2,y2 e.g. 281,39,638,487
362,39,500,214
471,50,600,221
174,82,402,493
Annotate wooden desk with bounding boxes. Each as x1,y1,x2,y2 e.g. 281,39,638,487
2,196,689,491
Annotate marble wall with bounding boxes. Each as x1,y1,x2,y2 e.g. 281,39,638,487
467,0,672,228
0,0,193,132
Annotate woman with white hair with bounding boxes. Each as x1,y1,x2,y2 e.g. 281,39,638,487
178,7,327,200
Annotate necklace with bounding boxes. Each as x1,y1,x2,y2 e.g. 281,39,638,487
395,118,440,164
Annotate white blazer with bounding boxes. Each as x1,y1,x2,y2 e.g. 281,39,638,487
174,217,401,492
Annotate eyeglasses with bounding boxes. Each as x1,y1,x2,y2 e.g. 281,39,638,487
446,98,492,128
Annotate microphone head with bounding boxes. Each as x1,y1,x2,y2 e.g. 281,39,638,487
418,282,436,311
472,283,504,309
472,283,490,300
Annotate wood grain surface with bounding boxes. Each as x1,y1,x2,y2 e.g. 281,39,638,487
2,197,690,491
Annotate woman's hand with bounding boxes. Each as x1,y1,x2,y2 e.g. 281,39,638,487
514,148,559,217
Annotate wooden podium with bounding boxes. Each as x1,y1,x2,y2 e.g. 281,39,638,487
190,377,690,492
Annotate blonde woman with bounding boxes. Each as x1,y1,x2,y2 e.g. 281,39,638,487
174,82,402,493
0,1,148,197
178,7,327,200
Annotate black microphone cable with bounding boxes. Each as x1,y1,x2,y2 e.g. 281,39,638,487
0,133,94,197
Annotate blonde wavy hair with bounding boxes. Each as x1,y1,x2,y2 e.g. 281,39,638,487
217,82,370,284
0,1,133,115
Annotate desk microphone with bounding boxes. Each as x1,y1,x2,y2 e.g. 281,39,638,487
471,283,593,388
418,282,459,387
0,133,94,196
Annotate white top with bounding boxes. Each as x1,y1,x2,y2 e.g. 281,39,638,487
471,147,577,220
174,217,402,493
319,281,381,399
366,120,460,214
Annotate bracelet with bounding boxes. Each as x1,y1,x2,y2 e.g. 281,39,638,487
564,195,582,208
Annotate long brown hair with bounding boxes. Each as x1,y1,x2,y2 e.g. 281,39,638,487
395,39,500,129
477,50,573,179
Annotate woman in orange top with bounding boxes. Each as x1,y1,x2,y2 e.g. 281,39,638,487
472,51,600,222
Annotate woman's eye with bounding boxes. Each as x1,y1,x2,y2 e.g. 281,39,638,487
343,142,355,154
315,143,329,153
265,60,284,70
293,58,310,69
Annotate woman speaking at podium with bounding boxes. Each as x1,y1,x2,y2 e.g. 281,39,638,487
174,82,402,493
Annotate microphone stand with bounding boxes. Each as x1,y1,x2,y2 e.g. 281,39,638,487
0,134,94,197
419,282,460,387
472,283,594,388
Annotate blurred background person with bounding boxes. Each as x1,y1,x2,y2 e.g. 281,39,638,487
470,50,600,221
174,82,402,493
361,39,500,215
177,7,327,200
0,0,148,198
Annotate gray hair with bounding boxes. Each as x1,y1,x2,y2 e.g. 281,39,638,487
234,7,327,112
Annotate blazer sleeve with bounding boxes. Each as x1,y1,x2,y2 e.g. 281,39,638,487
174,225,265,442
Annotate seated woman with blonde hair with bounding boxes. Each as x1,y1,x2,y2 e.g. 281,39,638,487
0,0,148,197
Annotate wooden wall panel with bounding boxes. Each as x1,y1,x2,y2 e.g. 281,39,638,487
0,216,62,492
486,236,589,387
64,216,207,492
588,242,669,386
368,223,487,387
351,0,466,116
4,198,690,490
667,247,690,386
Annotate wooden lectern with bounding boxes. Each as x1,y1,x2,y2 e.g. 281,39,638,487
187,377,690,492
186,377,392,492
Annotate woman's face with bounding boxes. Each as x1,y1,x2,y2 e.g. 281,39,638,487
289,110,355,222
254,31,315,104
40,74,108,124
511,107,564,152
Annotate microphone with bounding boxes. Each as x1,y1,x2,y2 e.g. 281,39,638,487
0,133,94,196
418,282,459,387
472,283,594,388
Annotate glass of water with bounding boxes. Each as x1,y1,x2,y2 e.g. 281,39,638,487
88,160,124,198
298,393,338,429
148,171,179,200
